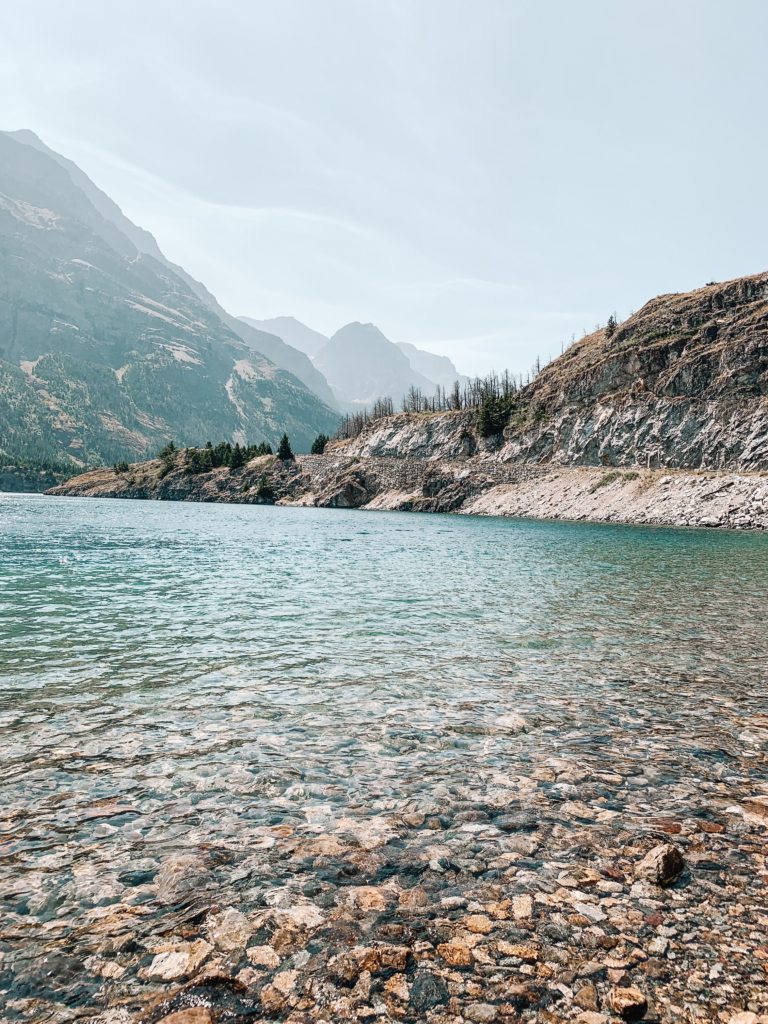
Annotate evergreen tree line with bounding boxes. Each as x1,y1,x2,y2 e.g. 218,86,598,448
148,438,275,476
1,451,80,476
150,434,299,476
185,439,277,473
333,368,541,441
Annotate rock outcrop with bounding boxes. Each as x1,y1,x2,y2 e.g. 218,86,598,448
47,449,768,531
340,272,768,472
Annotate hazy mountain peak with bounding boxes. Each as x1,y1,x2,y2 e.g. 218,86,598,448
239,316,329,359
315,321,434,409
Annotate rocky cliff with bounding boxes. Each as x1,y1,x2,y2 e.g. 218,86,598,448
339,272,768,471
47,447,768,531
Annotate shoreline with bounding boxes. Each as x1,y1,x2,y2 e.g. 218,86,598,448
46,457,768,532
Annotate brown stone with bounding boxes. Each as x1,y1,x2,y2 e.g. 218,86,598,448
260,984,287,1012
205,907,253,952
742,796,768,819
398,886,429,909
464,1003,498,1022
270,926,304,953
609,986,648,1019
343,885,388,913
383,973,410,1001
512,894,534,921
437,940,474,967
574,983,600,1011
496,941,539,962
146,940,212,981
157,1011,213,1024
634,844,685,887
464,913,494,934
698,820,724,833
246,944,281,969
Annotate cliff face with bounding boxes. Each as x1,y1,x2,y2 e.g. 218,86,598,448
511,272,768,469
47,449,768,531
338,273,768,471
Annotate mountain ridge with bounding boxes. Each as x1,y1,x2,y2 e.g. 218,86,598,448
5,130,339,410
0,131,339,465
239,315,329,359
240,314,467,409
49,269,768,527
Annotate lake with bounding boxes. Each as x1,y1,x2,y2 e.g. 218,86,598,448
1,494,767,1021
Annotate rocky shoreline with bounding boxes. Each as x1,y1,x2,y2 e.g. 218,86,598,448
47,451,768,532
6,704,768,1024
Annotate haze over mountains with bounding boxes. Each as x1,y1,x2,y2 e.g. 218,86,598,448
5,133,340,410
242,317,328,359
0,130,341,466
0,130,469,469
242,315,467,411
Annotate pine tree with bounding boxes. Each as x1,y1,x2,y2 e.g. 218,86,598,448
277,433,294,461
310,433,328,455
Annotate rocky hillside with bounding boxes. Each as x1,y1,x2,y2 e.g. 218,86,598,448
0,131,338,467
341,272,768,471
7,130,339,412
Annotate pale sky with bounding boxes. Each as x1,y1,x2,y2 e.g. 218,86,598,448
3,0,767,375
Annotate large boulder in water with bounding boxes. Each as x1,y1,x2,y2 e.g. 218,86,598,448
634,843,685,887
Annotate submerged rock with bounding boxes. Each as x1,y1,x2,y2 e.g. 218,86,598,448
205,907,253,952
155,854,209,905
157,1011,213,1024
146,940,212,980
634,844,685,887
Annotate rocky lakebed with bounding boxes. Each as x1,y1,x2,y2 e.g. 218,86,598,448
3,692,768,1024
1,496,767,1024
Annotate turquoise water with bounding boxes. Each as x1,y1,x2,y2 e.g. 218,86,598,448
0,493,767,1015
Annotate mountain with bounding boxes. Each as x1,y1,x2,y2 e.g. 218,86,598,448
341,272,768,470
314,322,436,409
396,341,467,389
52,271,768,529
240,316,329,359
7,130,338,411
242,317,466,403
0,131,338,465
224,317,336,409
